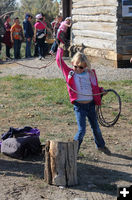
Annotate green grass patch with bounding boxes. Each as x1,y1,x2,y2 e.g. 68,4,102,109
0,76,131,131
0,76,131,108
100,80,132,103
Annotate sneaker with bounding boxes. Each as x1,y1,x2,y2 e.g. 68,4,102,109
98,146,111,155
38,56,42,60
41,57,45,61
49,51,55,56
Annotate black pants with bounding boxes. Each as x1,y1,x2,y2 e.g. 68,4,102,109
37,37,46,57
6,45,11,58
0,36,2,51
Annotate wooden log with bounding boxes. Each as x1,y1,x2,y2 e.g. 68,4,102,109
72,6,117,16
72,14,117,23
72,21,116,33
44,140,78,186
72,30,116,41
72,36,116,51
83,47,117,61
72,0,117,7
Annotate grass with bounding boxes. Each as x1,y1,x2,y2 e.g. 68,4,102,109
0,75,132,142
100,80,132,103
0,75,131,113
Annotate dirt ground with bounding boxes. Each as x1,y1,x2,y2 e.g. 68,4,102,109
0,58,132,200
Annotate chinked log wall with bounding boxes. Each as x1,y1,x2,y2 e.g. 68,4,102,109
71,0,132,67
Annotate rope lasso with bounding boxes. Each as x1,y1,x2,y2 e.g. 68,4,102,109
5,56,56,70
96,89,122,127
58,48,121,127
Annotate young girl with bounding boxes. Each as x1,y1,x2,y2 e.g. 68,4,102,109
56,17,71,46
56,44,111,155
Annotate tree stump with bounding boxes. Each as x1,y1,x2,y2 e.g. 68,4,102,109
44,140,78,186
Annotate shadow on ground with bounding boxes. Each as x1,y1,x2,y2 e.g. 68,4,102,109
0,152,132,197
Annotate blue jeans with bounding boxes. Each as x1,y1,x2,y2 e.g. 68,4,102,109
50,40,58,53
14,39,21,59
25,38,32,58
73,101,105,150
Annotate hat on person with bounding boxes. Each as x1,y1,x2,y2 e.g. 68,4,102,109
35,14,43,19
25,13,32,19
65,17,71,21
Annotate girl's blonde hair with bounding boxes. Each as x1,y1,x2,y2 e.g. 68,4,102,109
71,52,91,70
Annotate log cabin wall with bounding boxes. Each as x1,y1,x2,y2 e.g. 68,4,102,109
61,0,132,67
71,0,118,67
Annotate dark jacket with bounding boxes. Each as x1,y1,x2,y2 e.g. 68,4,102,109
23,19,34,38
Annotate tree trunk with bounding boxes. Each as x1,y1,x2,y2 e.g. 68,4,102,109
44,140,78,186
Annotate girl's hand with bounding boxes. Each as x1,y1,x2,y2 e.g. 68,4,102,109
103,89,108,96
100,87,107,96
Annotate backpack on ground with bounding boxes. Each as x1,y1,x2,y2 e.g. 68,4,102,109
0,126,42,159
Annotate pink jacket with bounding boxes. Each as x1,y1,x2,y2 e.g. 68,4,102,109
59,21,68,33
56,48,103,105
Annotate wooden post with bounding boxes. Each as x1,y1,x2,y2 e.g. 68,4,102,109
44,140,78,186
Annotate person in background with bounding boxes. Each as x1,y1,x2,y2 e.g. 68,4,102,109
0,16,6,63
40,13,49,57
49,15,62,55
23,13,34,58
56,43,111,155
34,13,46,57
3,15,12,60
10,17,23,59
34,13,51,60
56,17,72,47
0,36,3,64
34,17,39,57
51,15,63,39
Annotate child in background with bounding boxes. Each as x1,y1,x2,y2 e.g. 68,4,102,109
3,15,12,60
10,17,23,59
56,44,111,155
49,15,62,55
0,36,3,64
23,13,34,58
56,17,71,46
51,15,63,39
